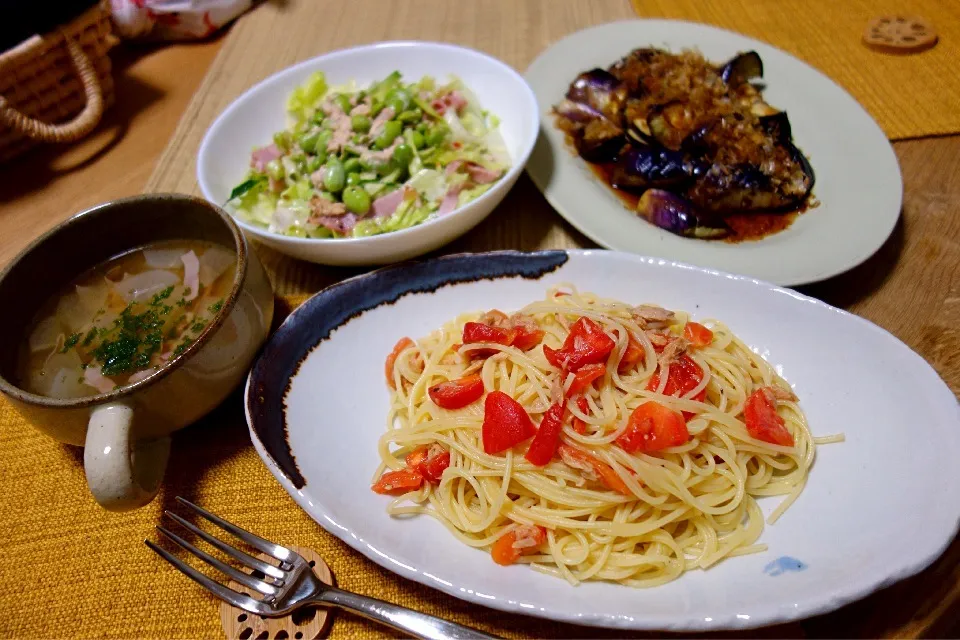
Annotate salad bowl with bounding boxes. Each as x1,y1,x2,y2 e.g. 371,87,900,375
198,41,539,266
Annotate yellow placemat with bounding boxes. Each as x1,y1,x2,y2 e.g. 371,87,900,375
631,0,960,140
0,299,650,640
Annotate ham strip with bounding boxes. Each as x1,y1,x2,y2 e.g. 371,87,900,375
438,182,468,216
371,187,415,219
313,213,358,234
445,160,500,183
250,144,280,172
465,163,501,184
83,366,116,394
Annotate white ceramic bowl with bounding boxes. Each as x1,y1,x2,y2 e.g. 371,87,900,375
197,42,539,266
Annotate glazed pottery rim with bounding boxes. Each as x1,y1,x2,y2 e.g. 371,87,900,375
0,193,249,408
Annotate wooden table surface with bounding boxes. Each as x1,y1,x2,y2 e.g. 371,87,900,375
1,1,958,636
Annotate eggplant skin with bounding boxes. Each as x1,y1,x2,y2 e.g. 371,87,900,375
637,189,729,238
720,51,764,85
610,147,698,191
687,161,814,214
575,118,626,163
565,69,628,124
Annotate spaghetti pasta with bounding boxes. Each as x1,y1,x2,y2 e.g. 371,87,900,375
373,286,840,587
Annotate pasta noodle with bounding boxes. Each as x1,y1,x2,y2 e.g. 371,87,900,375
373,286,842,587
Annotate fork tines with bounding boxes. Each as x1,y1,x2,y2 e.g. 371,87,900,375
145,496,295,613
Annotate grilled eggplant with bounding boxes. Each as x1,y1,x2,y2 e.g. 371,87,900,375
553,47,815,240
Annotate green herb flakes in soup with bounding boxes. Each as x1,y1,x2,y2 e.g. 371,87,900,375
18,241,236,398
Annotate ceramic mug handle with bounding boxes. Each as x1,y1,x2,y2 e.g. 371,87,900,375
83,403,171,511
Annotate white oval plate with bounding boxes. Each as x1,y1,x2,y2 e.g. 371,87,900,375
245,250,959,631
524,21,903,286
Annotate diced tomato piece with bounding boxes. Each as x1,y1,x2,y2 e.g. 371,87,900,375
524,401,565,465
744,388,795,446
646,354,704,397
557,445,631,496
646,354,706,420
684,322,714,348
567,363,605,396
618,333,645,372
542,344,562,368
404,445,430,469
371,468,424,495
463,321,514,346
512,325,545,351
491,525,547,565
403,444,450,483
428,373,485,409
482,391,536,454
385,337,414,390
420,449,451,483
571,396,590,434
616,401,689,453
543,317,616,372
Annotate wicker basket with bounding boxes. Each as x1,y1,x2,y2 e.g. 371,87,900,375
0,1,118,162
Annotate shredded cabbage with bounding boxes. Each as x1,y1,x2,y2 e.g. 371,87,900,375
286,71,328,121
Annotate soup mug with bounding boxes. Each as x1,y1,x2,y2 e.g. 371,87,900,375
0,194,274,511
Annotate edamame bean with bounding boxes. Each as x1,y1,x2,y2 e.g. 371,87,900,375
333,94,352,113
322,160,346,193
298,131,321,153
307,156,323,173
265,159,284,181
425,125,447,147
385,88,412,113
392,143,414,168
351,114,371,133
272,131,292,152
411,130,425,149
374,120,403,150
342,185,372,215
346,172,364,186
343,157,362,174
416,122,428,134
396,108,422,124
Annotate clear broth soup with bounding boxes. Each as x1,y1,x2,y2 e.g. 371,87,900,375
18,240,237,398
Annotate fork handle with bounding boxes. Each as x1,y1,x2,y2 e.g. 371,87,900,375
314,586,498,639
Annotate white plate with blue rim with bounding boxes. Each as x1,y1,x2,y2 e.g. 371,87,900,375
524,20,902,287
245,250,959,631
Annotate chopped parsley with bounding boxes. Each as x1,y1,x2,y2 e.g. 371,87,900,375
60,333,81,352
173,338,193,357
150,286,174,306
208,299,224,314
191,319,207,333
91,303,166,376
82,327,98,346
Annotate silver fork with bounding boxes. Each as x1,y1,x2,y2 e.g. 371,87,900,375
146,497,496,640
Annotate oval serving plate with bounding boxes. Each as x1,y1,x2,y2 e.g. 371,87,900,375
524,20,903,287
245,250,959,631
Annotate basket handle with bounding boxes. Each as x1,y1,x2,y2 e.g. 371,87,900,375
0,35,104,143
